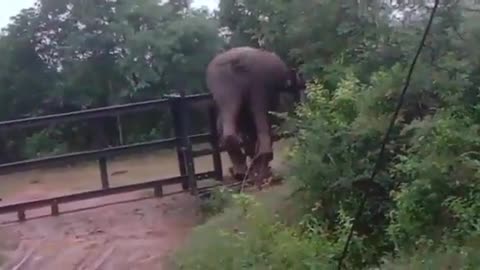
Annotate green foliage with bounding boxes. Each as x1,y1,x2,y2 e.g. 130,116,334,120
0,0,223,161
174,192,340,270
379,243,480,270
286,69,480,266
171,1,480,269
199,187,234,218
22,129,68,159
283,1,480,267
3,0,480,268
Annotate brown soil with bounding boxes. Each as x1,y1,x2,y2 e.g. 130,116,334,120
0,141,291,270
0,192,201,270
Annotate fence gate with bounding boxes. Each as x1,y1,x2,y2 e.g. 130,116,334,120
0,93,224,222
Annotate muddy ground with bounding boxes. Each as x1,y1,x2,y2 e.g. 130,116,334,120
0,141,291,270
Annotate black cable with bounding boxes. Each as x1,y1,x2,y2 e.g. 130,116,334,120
335,1,440,269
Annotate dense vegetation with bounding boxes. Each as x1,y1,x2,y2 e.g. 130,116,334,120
179,0,480,269
2,0,480,269
0,0,223,162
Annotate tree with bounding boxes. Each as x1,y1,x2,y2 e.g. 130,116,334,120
0,0,224,159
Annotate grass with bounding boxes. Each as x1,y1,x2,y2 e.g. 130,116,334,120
172,183,480,270
378,245,480,270
168,182,339,270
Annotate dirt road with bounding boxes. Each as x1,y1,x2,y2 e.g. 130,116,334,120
0,141,291,270
0,190,201,270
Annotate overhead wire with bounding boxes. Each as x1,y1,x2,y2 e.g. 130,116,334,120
335,1,441,269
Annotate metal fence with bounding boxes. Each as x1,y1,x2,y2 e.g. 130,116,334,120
0,92,224,222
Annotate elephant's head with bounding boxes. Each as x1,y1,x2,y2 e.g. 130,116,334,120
273,68,307,115
285,68,306,104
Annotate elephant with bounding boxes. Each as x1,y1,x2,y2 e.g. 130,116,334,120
205,46,305,188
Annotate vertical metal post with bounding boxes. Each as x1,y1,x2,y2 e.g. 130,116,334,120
170,98,188,190
51,200,59,216
208,105,223,182
117,115,124,145
176,92,197,195
154,185,163,197
98,157,109,189
18,209,26,222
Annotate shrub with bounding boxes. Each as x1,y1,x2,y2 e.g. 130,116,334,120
173,191,341,270
22,129,68,159
286,63,480,267
199,186,234,218
379,242,480,270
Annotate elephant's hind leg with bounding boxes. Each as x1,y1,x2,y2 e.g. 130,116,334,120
238,106,257,160
226,145,247,181
215,90,247,181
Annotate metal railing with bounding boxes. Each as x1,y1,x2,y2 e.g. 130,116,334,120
0,92,223,222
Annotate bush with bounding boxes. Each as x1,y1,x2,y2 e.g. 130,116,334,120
285,57,480,267
173,193,340,270
177,69,480,269
176,2,480,269
22,129,68,159
379,243,480,270
199,187,234,218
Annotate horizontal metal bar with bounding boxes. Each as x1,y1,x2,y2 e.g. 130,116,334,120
0,93,212,131
0,171,216,215
192,148,215,158
190,133,290,159
0,133,211,174
166,93,212,102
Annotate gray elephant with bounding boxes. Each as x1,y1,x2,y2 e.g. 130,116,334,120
206,46,305,188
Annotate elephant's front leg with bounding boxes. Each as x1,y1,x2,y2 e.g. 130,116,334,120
226,146,247,181
239,113,257,160
248,90,274,189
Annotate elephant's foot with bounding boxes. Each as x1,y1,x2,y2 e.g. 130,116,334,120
221,134,242,150
229,167,246,182
248,154,273,190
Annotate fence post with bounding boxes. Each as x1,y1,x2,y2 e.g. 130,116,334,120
18,209,26,222
169,97,188,190
98,157,109,189
168,92,197,195
208,104,223,182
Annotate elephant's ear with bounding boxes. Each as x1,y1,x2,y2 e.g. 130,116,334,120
285,69,296,88
296,72,306,90
286,78,293,88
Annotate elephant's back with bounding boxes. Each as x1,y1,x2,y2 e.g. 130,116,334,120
206,47,288,90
